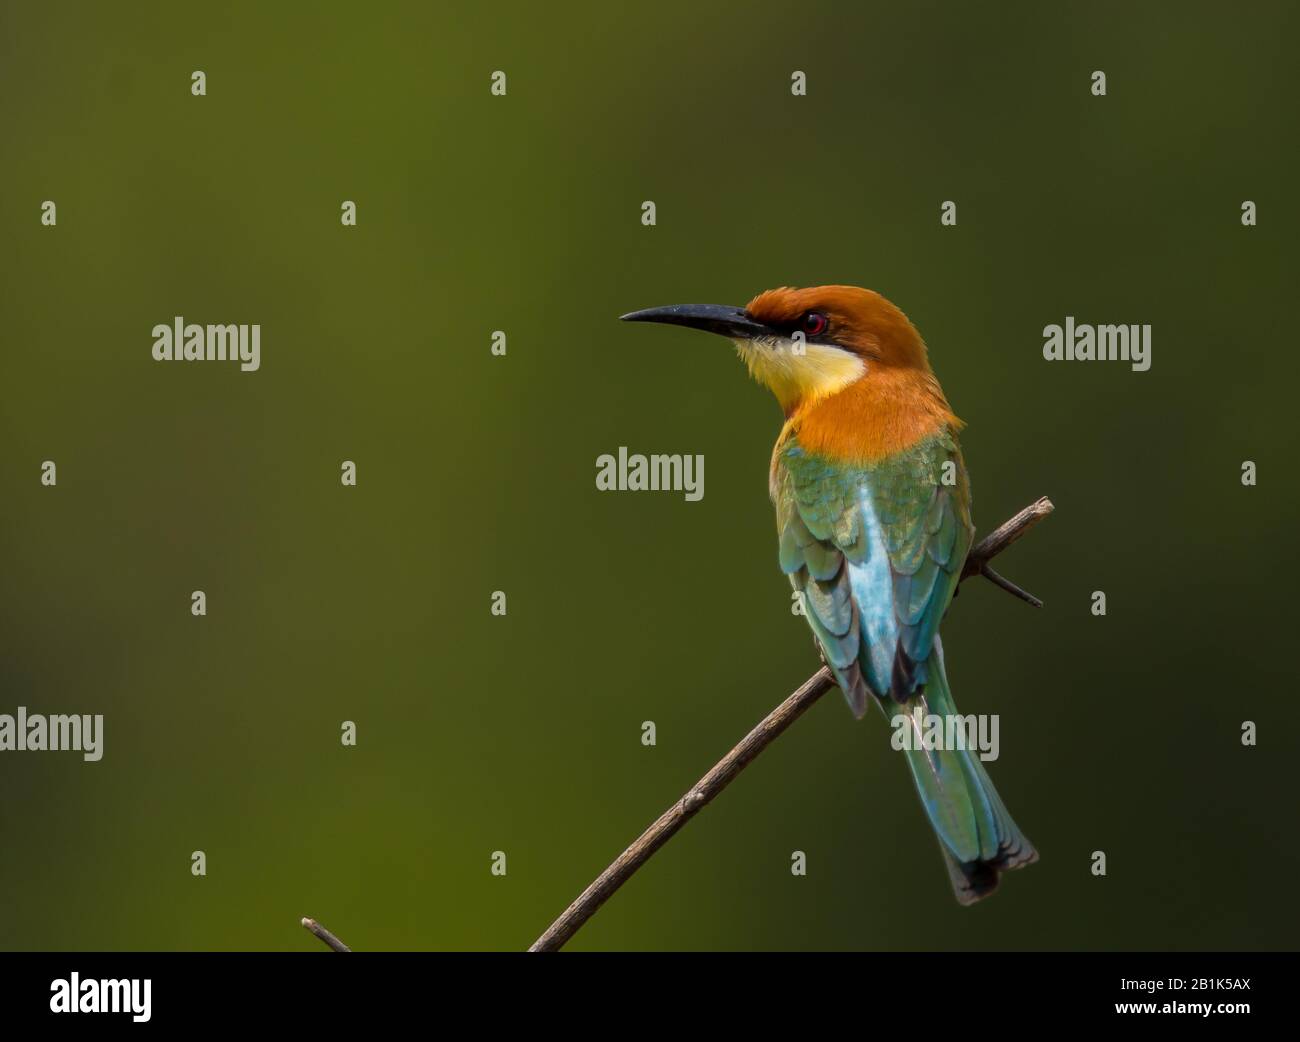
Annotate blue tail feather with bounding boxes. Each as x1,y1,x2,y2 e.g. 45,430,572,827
882,641,1037,904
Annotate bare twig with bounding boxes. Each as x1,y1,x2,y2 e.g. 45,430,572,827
528,666,837,952
961,496,1054,580
301,917,351,952
976,563,1042,608
528,495,1054,952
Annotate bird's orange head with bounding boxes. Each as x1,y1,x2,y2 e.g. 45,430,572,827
621,284,945,419
742,285,931,371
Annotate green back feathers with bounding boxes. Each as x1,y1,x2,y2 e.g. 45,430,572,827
774,427,974,713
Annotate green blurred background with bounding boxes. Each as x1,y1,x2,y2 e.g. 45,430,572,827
1,0,1296,951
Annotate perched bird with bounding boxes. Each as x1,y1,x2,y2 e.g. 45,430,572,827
621,285,1037,903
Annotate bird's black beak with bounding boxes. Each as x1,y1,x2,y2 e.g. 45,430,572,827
619,303,771,340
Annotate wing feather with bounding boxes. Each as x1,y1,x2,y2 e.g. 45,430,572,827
774,431,973,712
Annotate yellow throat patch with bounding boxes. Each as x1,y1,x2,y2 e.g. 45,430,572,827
733,337,866,414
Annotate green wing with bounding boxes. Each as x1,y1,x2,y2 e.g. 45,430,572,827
774,428,974,716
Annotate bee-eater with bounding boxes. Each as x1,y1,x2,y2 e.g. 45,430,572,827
621,285,1037,903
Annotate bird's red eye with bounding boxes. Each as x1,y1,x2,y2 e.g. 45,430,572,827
801,311,828,336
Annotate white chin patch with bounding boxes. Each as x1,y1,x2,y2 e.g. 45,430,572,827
731,336,865,408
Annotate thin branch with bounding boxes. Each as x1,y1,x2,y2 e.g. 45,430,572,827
528,666,837,953
528,495,1054,953
962,496,1054,581
301,916,351,952
977,563,1042,608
